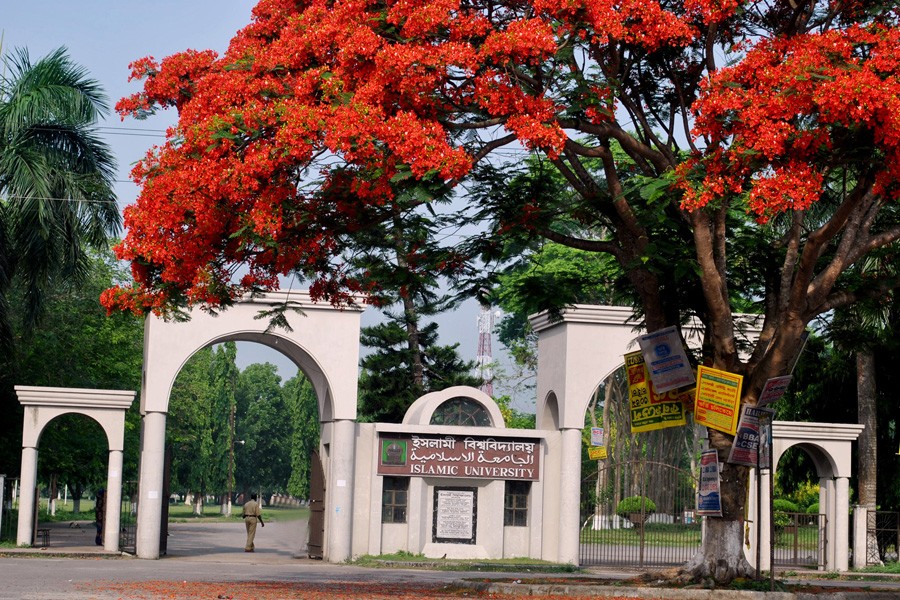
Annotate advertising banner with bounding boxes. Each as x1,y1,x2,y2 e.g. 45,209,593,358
588,427,607,459
588,446,608,460
727,406,776,466
694,366,742,435
625,351,688,433
757,375,792,407
637,325,696,393
697,448,723,517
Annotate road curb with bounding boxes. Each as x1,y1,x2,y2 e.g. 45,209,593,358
460,581,900,599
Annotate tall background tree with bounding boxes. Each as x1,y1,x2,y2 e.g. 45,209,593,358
4,248,143,505
0,46,120,475
285,373,319,500
104,1,900,582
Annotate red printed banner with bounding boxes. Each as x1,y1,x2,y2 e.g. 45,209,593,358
378,433,540,481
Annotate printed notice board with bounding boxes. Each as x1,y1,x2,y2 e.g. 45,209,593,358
697,448,723,517
637,325,696,394
694,366,742,435
588,446,608,460
626,351,687,433
727,406,775,466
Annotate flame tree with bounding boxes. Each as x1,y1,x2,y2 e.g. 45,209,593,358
103,0,900,582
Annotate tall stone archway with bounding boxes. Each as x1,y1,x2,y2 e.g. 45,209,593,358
136,290,364,560
529,304,864,570
529,305,746,564
15,386,135,550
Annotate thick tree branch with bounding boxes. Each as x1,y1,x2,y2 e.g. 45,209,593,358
535,228,621,257
691,209,737,368
789,176,873,312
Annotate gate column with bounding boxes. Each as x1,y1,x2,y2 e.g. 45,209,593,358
136,410,167,559
558,427,581,564
326,418,356,562
821,477,835,570
15,446,38,546
104,449,124,551
758,469,772,571
834,477,850,571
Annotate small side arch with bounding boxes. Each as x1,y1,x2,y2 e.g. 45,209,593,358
15,386,135,550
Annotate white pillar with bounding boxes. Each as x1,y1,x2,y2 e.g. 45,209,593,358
821,477,836,570
104,449,124,552
834,477,850,571
558,427,581,565
852,505,867,569
136,411,166,559
326,419,355,562
759,469,772,572
16,446,38,546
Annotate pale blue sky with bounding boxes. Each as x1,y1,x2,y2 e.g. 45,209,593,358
2,2,510,399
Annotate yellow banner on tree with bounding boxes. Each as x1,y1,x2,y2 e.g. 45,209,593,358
625,351,688,433
694,365,742,435
588,446,608,460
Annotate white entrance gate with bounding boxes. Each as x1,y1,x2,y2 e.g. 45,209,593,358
136,290,364,560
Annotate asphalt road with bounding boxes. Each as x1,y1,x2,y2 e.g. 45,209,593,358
0,519,577,599
2,520,899,599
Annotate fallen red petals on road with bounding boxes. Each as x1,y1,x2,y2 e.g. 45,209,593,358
83,579,643,599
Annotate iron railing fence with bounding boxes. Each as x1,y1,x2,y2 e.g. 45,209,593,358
580,460,701,568
772,512,826,569
866,510,899,566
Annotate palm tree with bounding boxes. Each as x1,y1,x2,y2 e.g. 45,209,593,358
0,47,120,348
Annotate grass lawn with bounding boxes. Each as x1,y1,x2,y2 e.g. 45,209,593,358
580,523,702,547
167,503,310,523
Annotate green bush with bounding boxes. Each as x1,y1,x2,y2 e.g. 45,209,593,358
790,481,820,510
773,498,800,513
805,502,820,514
773,511,792,529
615,495,657,517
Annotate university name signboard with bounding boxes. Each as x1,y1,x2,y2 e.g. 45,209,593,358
378,433,540,481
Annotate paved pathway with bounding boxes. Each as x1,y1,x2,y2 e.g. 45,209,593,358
3,520,899,599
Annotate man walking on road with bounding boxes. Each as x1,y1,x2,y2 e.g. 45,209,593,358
241,493,264,552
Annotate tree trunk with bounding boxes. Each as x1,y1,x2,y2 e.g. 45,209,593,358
49,474,58,517
681,450,754,584
857,350,877,508
857,350,881,562
73,482,83,514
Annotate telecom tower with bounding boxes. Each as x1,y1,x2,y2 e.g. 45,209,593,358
477,300,494,397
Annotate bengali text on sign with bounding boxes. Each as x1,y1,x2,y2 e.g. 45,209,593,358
694,366,742,435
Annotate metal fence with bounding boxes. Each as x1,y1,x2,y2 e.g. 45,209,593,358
866,510,899,566
0,477,18,543
119,480,137,553
580,460,701,568
772,512,826,569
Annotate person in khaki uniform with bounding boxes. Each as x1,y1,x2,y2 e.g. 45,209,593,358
241,494,264,552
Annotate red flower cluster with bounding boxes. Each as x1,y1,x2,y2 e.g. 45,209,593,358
679,24,900,222
104,0,894,314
